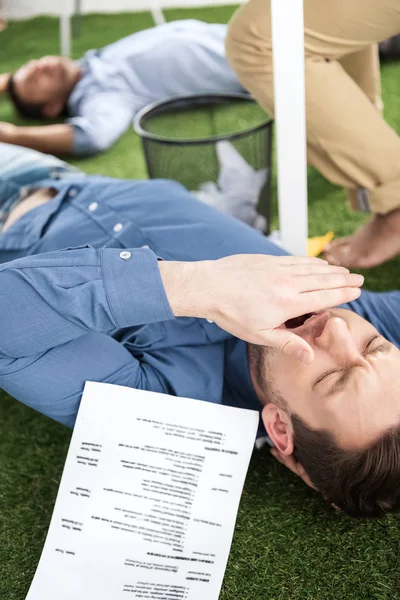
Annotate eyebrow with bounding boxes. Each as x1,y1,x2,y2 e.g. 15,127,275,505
315,340,393,398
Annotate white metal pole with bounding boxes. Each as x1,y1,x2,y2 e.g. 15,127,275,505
150,1,166,26
270,0,308,255
60,0,72,57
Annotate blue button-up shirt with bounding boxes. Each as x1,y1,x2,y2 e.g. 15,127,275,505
67,20,244,156
0,176,400,430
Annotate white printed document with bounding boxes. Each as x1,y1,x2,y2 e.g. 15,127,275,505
26,382,259,600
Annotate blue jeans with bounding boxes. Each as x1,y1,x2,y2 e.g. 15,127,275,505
0,143,85,208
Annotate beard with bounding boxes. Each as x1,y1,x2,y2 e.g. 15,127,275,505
248,343,288,410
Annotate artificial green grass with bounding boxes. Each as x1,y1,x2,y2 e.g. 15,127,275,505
1,9,400,600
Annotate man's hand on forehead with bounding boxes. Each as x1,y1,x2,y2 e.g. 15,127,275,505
159,255,364,364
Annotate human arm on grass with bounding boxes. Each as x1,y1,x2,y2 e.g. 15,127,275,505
0,92,134,156
0,121,74,154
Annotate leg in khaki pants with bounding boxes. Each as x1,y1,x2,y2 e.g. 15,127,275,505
226,0,400,268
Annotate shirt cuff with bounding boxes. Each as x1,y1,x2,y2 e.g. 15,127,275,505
101,247,175,328
69,119,98,156
368,177,400,215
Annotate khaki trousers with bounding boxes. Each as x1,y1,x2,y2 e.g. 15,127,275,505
226,0,400,214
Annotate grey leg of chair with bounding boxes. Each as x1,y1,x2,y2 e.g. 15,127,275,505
72,0,82,39
60,8,72,57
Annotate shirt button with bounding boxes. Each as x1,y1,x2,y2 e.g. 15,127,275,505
120,251,131,260
88,202,98,212
206,319,214,324
113,223,123,233
68,188,78,198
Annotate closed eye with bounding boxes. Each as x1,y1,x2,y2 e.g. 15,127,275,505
314,369,337,389
313,335,391,392
363,334,391,356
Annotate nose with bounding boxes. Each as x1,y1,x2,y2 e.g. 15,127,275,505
315,316,360,363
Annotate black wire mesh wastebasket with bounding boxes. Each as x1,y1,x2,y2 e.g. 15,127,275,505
134,93,273,233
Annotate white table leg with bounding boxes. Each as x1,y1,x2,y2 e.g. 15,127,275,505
60,0,73,57
271,0,308,256
150,0,166,26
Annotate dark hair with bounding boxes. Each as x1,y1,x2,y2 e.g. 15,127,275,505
248,343,400,518
7,74,46,120
292,414,400,518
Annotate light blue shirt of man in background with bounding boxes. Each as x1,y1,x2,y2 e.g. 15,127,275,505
67,20,244,155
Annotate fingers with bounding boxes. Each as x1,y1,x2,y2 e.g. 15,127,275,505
258,328,314,364
286,264,350,276
296,286,362,315
297,272,364,293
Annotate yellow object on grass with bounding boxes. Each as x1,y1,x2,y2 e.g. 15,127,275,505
307,231,334,257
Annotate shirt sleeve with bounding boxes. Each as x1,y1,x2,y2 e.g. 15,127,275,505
344,290,400,349
0,245,174,359
67,93,135,156
0,245,175,426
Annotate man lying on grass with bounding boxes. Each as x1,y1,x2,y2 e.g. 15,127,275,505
0,20,244,156
1,144,400,518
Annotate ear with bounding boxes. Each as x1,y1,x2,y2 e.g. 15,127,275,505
43,99,64,119
261,404,294,456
